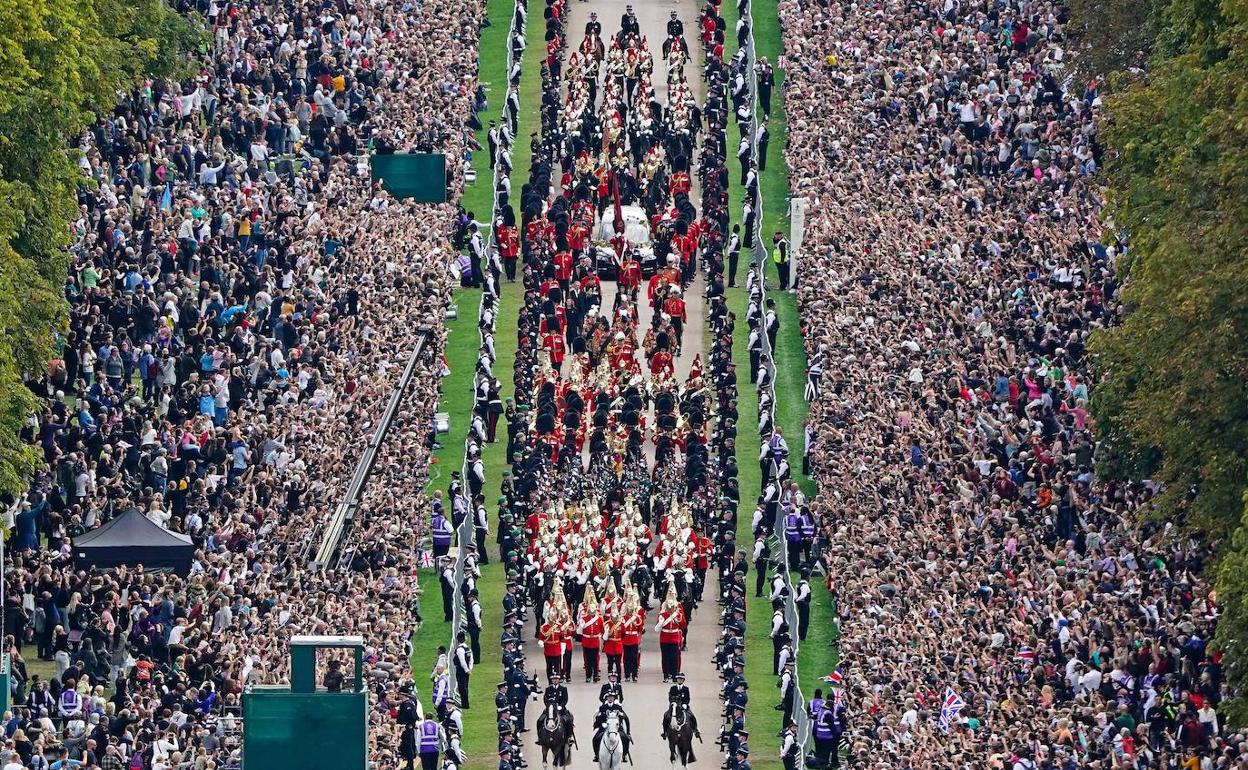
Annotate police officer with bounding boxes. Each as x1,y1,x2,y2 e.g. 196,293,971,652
780,722,800,770
467,591,484,662
795,571,812,642
453,631,474,708
446,725,466,766
769,600,789,675
444,697,465,736
668,671,692,712
397,682,420,770
778,661,796,725
542,673,569,721
439,556,456,621
592,690,632,762
666,10,684,38
598,670,624,704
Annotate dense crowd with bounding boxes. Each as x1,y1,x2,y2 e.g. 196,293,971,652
777,0,1233,768
3,0,500,766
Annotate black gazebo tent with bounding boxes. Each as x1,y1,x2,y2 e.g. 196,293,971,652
73,508,194,575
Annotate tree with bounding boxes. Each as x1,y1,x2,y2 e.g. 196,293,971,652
1088,0,1248,537
1214,492,1248,728
0,0,200,496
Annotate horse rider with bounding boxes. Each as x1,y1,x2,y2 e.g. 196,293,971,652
592,690,632,762
542,673,570,724
667,671,691,717
599,670,624,703
662,672,698,739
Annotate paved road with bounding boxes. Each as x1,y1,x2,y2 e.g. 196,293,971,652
523,0,723,767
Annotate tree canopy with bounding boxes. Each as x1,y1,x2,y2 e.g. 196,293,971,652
0,0,199,495
1087,0,1248,718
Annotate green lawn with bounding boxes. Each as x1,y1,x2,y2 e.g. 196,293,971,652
460,4,544,765
720,0,839,754
460,0,519,227
410,0,527,764
726,286,784,765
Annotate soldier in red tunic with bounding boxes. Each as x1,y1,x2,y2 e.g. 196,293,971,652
578,588,605,682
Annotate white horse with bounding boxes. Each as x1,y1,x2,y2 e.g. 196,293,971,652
597,712,625,770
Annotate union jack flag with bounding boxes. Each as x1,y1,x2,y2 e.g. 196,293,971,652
821,670,844,687
938,687,965,732
1017,645,1036,667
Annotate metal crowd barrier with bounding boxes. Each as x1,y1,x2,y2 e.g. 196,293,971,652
311,328,434,569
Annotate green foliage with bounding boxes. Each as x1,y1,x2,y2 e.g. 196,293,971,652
0,0,199,497
1063,0,1165,79
1088,0,1248,535
1214,493,1248,728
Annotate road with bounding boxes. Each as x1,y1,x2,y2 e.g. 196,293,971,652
522,0,723,766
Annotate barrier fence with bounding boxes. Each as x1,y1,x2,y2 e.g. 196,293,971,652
736,5,809,760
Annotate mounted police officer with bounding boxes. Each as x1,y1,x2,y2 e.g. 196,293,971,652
598,670,624,704
592,690,632,762
542,672,569,722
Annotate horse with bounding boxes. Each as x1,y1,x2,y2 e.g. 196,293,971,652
663,703,700,769
597,712,625,770
537,707,575,769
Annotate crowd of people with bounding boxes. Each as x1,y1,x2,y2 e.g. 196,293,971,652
3,0,506,765
777,0,1234,768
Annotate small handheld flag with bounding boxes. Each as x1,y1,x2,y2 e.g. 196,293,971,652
938,687,965,732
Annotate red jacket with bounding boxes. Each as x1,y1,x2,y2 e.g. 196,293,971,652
622,610,645,646
579,614,604,649
541,622,564,657
657,609,684,645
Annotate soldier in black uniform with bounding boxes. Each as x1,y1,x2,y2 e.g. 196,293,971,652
585,12,601,38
